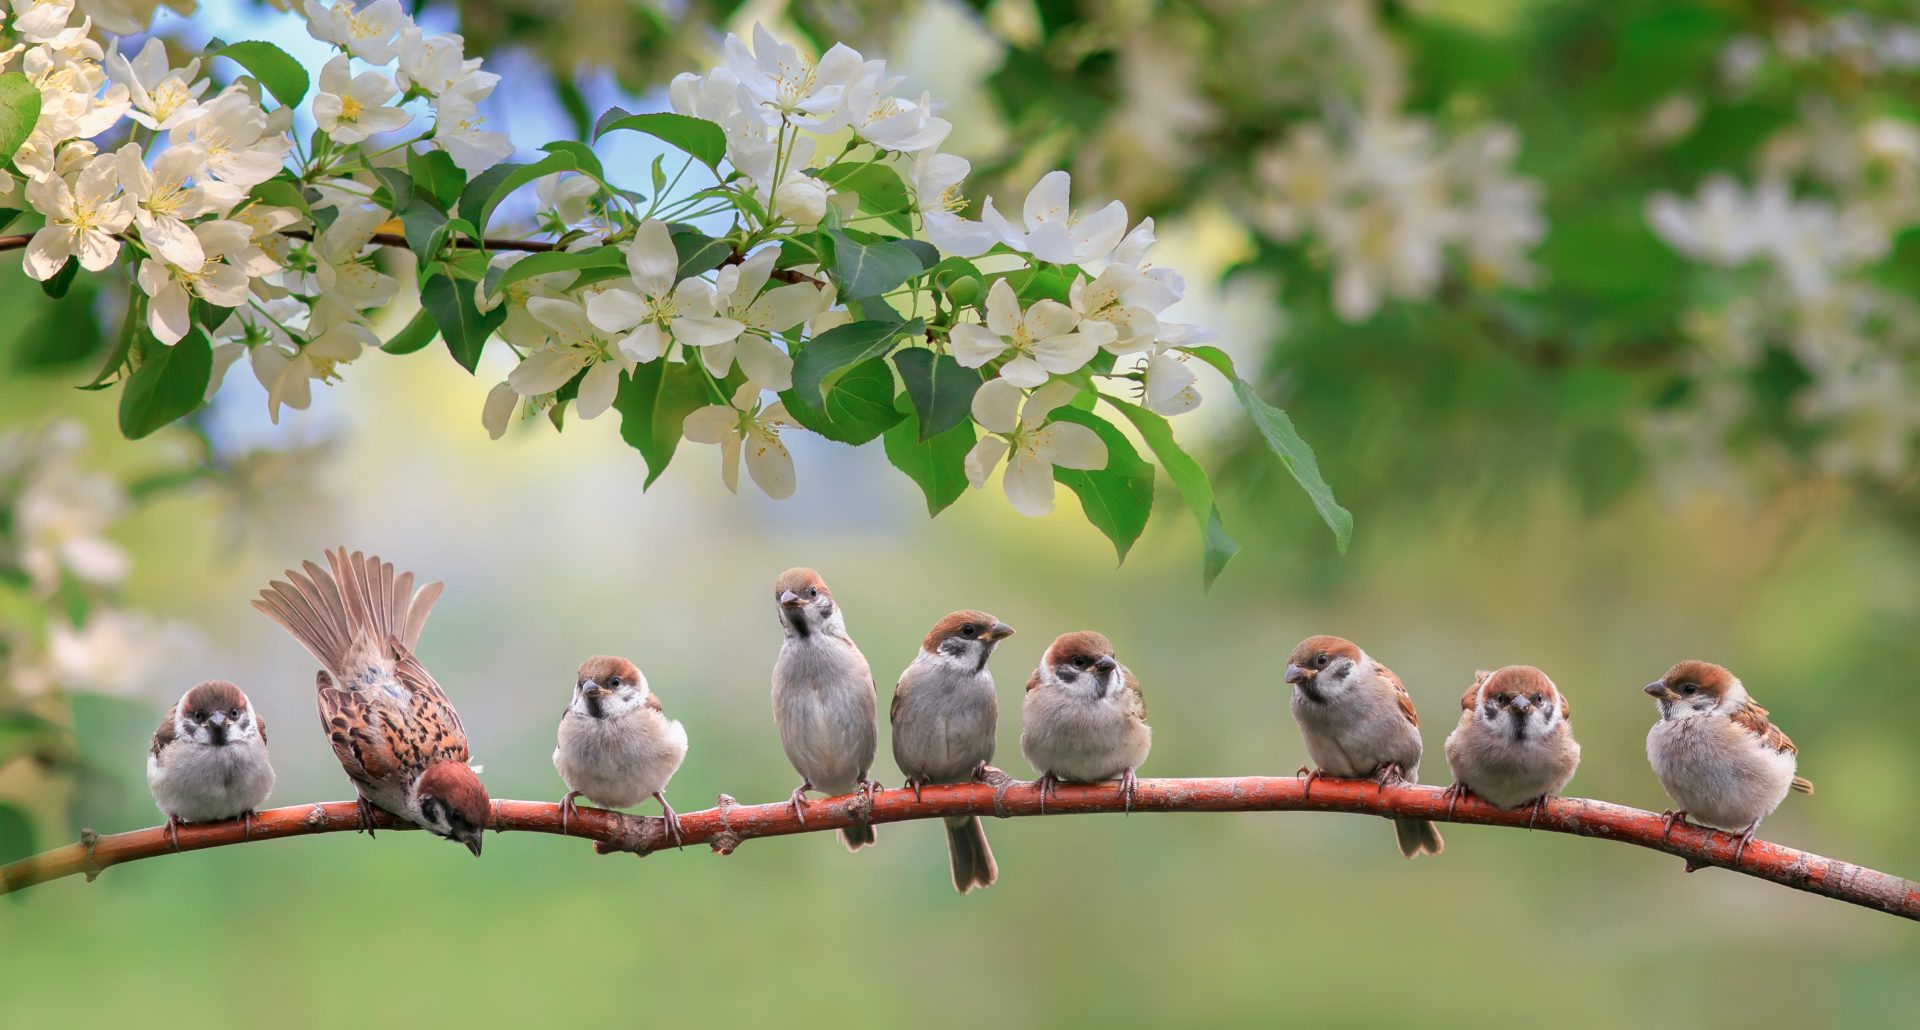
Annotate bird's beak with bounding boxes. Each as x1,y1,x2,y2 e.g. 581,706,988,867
778,590,803,608
1094,655,1117,673
580,680,607,700
463,834,483,857
1284,663,1309,686
986,622,1015,642
208,711,227,727
1644,680,1673,700
1510,695,1532,714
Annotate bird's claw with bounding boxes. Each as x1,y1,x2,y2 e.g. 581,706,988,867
1296,767,1322,799
1526,796,1547,831
164,815,182,852
904,775,925,804
1036,772,1059,814
1661,809,1689,842
1374,763,1404,791
1439,781,1469,819
354,795,379,837
559,791,581,836
239,809,256,841
787,783,812,824
1733,821,1760,863
1119,768,1138,814
655,794,684,849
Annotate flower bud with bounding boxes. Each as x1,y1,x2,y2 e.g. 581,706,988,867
775,176,829,229
944,275,982,307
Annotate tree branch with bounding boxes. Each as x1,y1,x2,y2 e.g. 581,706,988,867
3,775,1912,918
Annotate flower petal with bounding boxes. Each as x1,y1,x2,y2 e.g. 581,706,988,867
628,219,680,297
949,324,1006,369
1002,448,1058,517
743,430,796,499
1033,422,1107,470
983,278,1021,336
964,434,1008,489
507,348,585,396
970,377,1022,434
482,380,518,439
574,360,621,420
996,355,1049,389
586,287,649,333
682,404,739,444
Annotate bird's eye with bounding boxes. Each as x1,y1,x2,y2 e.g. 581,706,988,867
960,624,979,637
229,707,240,718
191,710,205,721
1680,683,1699,695
1071,656,1090,668
1492,693,1509,705
1315,654,1330,668
806,587,818,598
1531,694,1543,706
607,677,621,688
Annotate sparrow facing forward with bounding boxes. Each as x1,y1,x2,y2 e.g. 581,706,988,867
891,610,1015,893
146,680,276,846
771,567,881,851
1285,635,1443,858
1645,660,1814,859
1443,665,1581,818
254,548,491,856
1020,631,1152,809
554,655,690,844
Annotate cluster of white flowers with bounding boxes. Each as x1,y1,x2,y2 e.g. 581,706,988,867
1252,116,1544,322
0,421,201,700
1721,11,1920,87
476,26,1219,517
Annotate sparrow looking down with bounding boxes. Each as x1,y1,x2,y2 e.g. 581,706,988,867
1644,660,1813,860
146,680,276,847
1020,631,1152,810
891,610,1015,893
553,655,690,844
1285,634,1444,858
253,548,491,856
1442,665,1581,821
771,567,881,851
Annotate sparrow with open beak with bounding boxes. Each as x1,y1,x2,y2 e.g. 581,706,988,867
1020,631,1152,810
891,611,1015,893
1442,665,1581,822
1644,660,1813,860
554,655,690,845
1285,634,1443,858
771,567,881,850
146,680,276,847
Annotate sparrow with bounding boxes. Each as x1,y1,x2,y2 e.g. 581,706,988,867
1644,660,1814,860
891,610,1015,893
1285,634,1443,858
253,547,491,856
1020,631,1152,810
1442,665,1581,822
771,567,881,851
553,655,689,844
146,680,276,847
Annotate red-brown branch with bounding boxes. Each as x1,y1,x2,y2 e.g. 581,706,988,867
2,776,1912,919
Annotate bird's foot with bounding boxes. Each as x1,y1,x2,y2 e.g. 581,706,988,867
1733,820,1760,863
1525,796,1549,831
1374,762,1405,791
558,791,582,836
1296,766,1322,799
164,814,182,852
654,793,683,849
973,762,1013,788
1119,768,1139,814
851,778,881,823
1036,772,1059,814
903,775,926,804
787,782,812,824
239,809,257,841
354,794,379,837
1439,781,1470,819
1661,809,1689,842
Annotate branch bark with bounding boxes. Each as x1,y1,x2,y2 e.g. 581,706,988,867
3,775,1913,919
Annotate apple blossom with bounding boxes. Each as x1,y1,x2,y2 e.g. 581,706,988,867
964,379,1110,517
22,161,132,278
682,383,799,499
982,170,1130,265
312,55,411,144
584,219,742,362
950,278,1103,388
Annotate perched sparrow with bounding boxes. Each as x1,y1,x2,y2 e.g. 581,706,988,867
1644,660,1814,859
1020,631,1152,809
771,567,881,851
1442,665,1581,820
146,680,276,846
891,611,1015,893
553,655,690,844
254,548,491,856
1285,635,1443,858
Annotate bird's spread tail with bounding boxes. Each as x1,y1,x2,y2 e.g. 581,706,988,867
944,815,997,893
252,547,444,677
840,820,877,852
1395,817,1444,858
1791,776,1815,795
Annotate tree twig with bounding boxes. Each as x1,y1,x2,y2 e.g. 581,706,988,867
3,775,1912,919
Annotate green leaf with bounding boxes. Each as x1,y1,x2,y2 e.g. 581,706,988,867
890,348,981,440
993,264,1078,305
792,317,924,405
399,197,447,259
1047,406,1154,561
883,396,975,516
815,162,913,233
614,359,712,488
381,307,438,355
421,273,504,373
0,803,33,865
208,41,310,108
780,358,903,445
38,258,79,300
825,228,931,299
540,139,605,180
487,246,625,299
1187,345,1352,552
595,111,728,168
670,227,732,278
78,297,143,390
457,151,594,234
0,208,19,233
371,167,412,212
1105,395,1239,587
118,329,212,439
407,148,466,211
247,176,310,216
0,72,41,166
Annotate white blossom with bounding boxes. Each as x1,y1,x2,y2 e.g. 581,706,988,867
950,278,1101,387
982,170,1129,265
507,296,629,420
584,219,741,363
105,37,207,131
723,24,864,124
430,91,511,174
963,379,1109,517
303,0,407,64
313,55,411,144
135,219,255,344
21,161,132,279
682,382,798,499
911,149,995,257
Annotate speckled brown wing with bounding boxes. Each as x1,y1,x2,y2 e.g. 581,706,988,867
1728,698,1796,755
1461,670,1491,711
149,704,177,762
1025,667,1042,693
1381,663,1419,728
316,670,401,792
1121,666,1148,724
392,644,470,767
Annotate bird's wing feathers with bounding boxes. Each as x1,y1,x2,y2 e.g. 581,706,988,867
1122,666,1148,723
1025,667,1042,693
1380,664,1420,728
393,642,469,764
253,548,444,681
317,671,400,786
1728,699,1795,755
150,703,177,761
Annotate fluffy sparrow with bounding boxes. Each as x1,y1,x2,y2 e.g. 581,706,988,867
891,610,1015,893
1442,665,1581,822
1644,660,1814,859
771,567,881,851
553,655,690,844
146,680,276,846
1020,631,1152,810
1285,634,1443,858
254,548,491,856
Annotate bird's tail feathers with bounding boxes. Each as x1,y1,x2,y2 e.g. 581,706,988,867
1395,817,1444,858
945,815,997,893
1791,776,1815,795
252,547,443,675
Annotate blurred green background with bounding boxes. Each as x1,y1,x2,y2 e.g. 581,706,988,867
5,0,1920,1026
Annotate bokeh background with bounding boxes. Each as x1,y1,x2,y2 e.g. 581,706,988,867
4,1,1919,1026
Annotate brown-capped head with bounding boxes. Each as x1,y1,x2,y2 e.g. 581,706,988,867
1283,635,1366,702
923,610,1014,673
574,655,647,718
1473,665,1567,740
1044,631,1120,697
416,761,491,856
774,567,839,637
175,680,256,746
1644,659,1739,716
